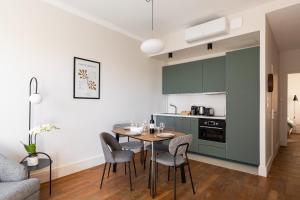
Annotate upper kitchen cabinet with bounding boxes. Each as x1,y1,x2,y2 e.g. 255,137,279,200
162,60,203,94
162,56,226,94
225,47,260,165
202,56,226,93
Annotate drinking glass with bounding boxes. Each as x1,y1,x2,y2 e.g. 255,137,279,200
159,122,165,133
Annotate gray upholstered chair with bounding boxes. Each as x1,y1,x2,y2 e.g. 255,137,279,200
99,132,136,191
113,123,144,167
0,154,40,200
150,135,195,200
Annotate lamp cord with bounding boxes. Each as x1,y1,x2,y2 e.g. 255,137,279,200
146,0,154,32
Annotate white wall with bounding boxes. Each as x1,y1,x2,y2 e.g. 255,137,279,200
279,49,300,145
166,94,226,116
0,0,164,180
264,19,280,174
288,73,300,132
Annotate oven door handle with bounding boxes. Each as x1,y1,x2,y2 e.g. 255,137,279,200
199,126,224,130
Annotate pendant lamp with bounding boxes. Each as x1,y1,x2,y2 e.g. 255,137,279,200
140,0,164,54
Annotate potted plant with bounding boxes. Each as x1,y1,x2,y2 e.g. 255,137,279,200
21,123,59,166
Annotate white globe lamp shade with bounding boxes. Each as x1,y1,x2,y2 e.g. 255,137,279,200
140,38,164,54
29,93,42,104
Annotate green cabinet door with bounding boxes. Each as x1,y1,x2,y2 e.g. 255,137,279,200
189,118,199,153
202,56,226,93
162,60,203,94
174,117,191,133
226,47,260,165
155,116,175,130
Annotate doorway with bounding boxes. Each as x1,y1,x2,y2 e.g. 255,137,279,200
287,73,300,139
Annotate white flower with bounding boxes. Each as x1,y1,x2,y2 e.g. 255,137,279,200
29,123,59,135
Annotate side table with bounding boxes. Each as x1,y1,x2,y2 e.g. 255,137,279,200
20,152,52,195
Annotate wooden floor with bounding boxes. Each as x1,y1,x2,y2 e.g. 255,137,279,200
41,134,300,200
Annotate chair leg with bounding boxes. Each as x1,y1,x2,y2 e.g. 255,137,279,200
107,163,111,177
100,163,107,189
168,166,170,181
143,150,148,170
173,166,177,200
186,160,195,194
128,162,133,191
132,155,137,177
124,163,127,175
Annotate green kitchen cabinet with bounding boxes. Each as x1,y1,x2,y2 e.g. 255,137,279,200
162,60,203,94
174,117,191,133
225,47,260,165
162,56,226,94
202,56,226,93
198,144,226,158
189,118,199,153
155,115,175,129
155,115,198,153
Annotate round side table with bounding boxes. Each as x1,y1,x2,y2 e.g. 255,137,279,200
20,152,52,195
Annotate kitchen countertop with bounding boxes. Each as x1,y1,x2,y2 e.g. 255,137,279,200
153,113,226,120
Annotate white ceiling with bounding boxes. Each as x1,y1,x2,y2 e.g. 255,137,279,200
267,4,300,51
153,32,260,62
43,0,275,40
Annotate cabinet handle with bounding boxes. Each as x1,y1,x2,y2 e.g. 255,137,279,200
226,89,229,95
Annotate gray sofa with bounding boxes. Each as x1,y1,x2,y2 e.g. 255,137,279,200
0,154,40,200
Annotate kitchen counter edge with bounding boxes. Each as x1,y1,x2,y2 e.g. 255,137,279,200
153,113,226,120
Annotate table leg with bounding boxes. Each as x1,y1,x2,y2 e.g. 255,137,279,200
50,162,52,195
151,141,155,198
180,164,186,183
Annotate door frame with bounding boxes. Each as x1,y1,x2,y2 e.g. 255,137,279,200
280,70,300,146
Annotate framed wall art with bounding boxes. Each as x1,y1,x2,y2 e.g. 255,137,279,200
73,57,100,99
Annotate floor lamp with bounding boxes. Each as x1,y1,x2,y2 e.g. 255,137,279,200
29,77,42,144
293,95,298,122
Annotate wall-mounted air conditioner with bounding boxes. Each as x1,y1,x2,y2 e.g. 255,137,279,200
185,17,229,43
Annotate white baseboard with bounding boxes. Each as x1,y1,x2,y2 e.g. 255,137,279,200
258,165,267,177
261,142,280,177
31,155,105,183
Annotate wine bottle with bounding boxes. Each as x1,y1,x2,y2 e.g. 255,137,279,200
149,115,155,134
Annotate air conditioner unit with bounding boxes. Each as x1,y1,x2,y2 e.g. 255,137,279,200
185,17,229,43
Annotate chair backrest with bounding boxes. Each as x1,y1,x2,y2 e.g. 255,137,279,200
99,132,122,163
113,123,131,129
169,135,193,156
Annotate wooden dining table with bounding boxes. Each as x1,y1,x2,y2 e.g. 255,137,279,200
112,128,186,198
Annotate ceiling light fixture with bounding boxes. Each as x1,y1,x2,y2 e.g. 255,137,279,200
140,0,164,54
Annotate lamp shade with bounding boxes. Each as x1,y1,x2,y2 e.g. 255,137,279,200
293,95,298,101
29,93,42,104
140,38,164,54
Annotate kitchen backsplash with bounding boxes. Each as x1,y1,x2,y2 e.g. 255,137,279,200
166,93,226,116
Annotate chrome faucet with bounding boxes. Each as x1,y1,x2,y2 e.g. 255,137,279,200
170,104,177,114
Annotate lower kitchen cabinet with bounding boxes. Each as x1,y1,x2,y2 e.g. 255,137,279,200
198,144,226,158
198,139,226,158
156,115,175,129
189,118,199,153
155,116,198,153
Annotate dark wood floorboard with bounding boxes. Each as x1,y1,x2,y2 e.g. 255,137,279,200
40,134,300,200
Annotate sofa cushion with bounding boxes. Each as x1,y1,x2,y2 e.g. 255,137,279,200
0,155,27,182
0,178,40,200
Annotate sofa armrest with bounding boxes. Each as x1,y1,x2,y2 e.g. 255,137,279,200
0,154,27,182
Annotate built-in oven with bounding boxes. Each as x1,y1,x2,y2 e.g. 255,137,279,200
199,119,226,143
